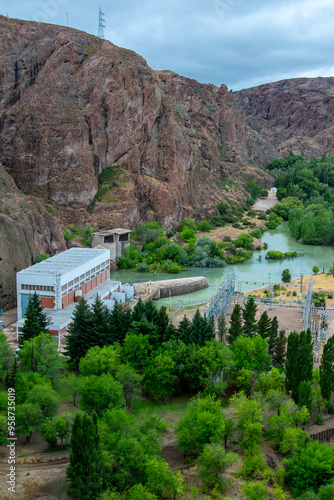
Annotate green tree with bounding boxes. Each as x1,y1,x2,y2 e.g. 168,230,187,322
0,414,8,445
19,293,49,346
298,380,313,410
16,403,44,442
62,373,81,406
273,329,287,367
320,336,334,405
54,413,73,446
18,333,61,380
79,374,124,416
279,427,309,456
67,412,102,499
282,269,291,283
143,352,177,402
177,316,193,344
40,418,58,447
64,297,93,364
217,312,228,342
198,443,237,487
116,364,142,408
257,311,271,339
242,297,258,337
145,456,183,498
228,304,242,344
27,384,59,418
123,333,150,372
233,335,272,373
190,309,214,345
268,316,279,358
175,395,225,456
318,484,334,500
0,332,15,371
79,344,121,376
313,265,320,274
217,202,229,215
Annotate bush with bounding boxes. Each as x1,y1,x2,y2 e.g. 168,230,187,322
251,229,263,238
242,481,269,500
35,253,50,263
293,291,297,297
316,413,324,425
217,202,229,215
196,220,212,232
180,226,195,242
223,236,232,242
137,263,149,272
282,269,291,283
167,263,182,274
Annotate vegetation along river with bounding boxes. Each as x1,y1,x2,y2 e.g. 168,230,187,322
110,222,334,308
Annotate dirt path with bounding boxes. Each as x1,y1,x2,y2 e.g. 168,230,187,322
253,191,278,210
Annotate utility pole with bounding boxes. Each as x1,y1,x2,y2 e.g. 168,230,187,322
301,273,303,294
97,7,105,39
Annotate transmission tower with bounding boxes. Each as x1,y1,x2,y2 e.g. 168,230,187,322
97,7,105,39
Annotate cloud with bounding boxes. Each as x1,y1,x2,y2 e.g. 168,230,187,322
5,0,334,90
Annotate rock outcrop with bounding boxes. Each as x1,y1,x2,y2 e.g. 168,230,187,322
0,15,274,234
233,77,334,158
0,163,66,309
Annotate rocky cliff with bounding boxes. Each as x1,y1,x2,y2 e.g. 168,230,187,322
0,163,66,309
233,77,334,158
0,15,275,235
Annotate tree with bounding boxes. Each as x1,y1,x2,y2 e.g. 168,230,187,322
19,292,49,346
279,427,309,456
79,345,121,376
298,380,313,410
217,202,229,215
62,373,81,406
79,374,124,415
313,265,320,274
18,333,61,380
273,329,287,367
66,412,102,499
90,294,109,347
282,269,291,283
145,456,183,498
123,333,150,372
268,316,279,358
228,304,242,344
0,414,8,445
233,335,272,373
54,413,73,446
242,297,258,337
257,311,271,339
64,297,93,364
175,395,225,456
40,418,58,447
231,393,265,450
16,403,44,442
320,336,334,405
177,316,193,344
190,309,214,345
0,332,15,372
285,331,301,402
198,443,237,487
27,383,59,418
143,353,177,402
116,364,142,408
217,312,227,342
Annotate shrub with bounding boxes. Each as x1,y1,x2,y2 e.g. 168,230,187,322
35,253,50,263
242,481,269,500
180,226,195,242
167,263,182,274
196,220,212,232
137,263,149,272
251,229,263,238
316,413,324,425
223,236,232,242
293,291,297,297
217,202,229,215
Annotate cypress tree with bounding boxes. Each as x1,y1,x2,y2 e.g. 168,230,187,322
273,329,287,368
242,297,258,337
268,316,279,357
299,328,313,384
320,335,334,404
19,293,49,346
178,315,192,344
217,312,227,342
257,311,271,339
227,304,242,344
285,331,300,403
66,412,102,499
64,297,93,364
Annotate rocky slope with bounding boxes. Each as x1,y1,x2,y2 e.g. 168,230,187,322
0,15,275,235
233,77,334,158
0,163,66,309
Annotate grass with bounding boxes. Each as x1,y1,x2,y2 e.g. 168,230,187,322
131,394,191,422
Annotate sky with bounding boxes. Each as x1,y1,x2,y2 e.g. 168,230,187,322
3,0,334,90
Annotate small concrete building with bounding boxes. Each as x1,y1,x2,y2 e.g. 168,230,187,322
16,247,135,345
92,228,131,261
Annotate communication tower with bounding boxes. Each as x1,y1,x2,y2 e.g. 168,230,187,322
97,7,105,39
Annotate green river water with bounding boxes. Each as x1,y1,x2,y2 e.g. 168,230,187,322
110,222,334,308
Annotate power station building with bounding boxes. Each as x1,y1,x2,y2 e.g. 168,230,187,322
16,248,135,345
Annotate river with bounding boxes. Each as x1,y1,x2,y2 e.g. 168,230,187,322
110,222,334,307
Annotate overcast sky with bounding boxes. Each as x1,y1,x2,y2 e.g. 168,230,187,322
4,0,334,90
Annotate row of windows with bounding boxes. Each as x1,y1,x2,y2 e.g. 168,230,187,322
61,262,110,296
21,284,55,292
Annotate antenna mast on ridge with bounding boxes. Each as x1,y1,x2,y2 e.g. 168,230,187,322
97,7,105,39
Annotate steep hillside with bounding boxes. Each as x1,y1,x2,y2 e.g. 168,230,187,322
233,77,334,158
0,15,275,233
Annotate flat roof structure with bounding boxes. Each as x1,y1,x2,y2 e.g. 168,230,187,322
94,228,131,236
18,248,109,279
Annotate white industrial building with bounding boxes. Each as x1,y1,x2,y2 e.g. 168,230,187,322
16,248,135,345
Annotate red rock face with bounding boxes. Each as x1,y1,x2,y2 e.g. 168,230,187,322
0,15,274,231
233,78,334,158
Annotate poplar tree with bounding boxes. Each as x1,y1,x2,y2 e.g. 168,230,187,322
285,329,313,404
299,329,313,384
242,297,258,337
228,304,242,344
320,336,334,404
268,316,279,357
217,312,228,342
66,412,102,499
257,311,271,339
273,330,287,368
19,293,49,346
